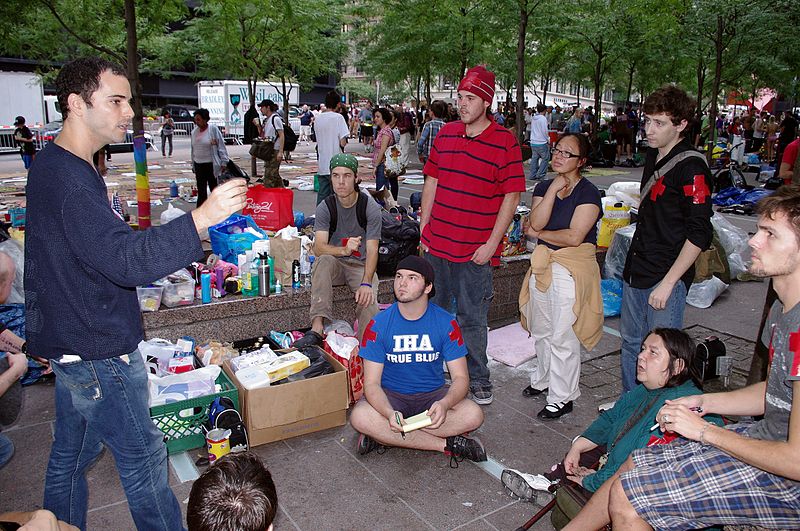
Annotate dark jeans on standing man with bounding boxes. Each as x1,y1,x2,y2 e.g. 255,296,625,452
44,351,184,531
193,161,217,207
425,253,494,391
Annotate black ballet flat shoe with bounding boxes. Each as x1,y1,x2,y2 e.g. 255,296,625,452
522,385,547,398
537,401,573,419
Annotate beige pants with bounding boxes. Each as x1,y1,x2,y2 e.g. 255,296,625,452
309,255,379,341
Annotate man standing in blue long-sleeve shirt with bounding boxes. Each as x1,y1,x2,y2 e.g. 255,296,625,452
24,57,247,531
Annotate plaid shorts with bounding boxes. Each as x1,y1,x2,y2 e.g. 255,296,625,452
620,424,800,531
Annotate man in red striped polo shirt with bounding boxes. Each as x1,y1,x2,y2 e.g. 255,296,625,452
419,65,525,405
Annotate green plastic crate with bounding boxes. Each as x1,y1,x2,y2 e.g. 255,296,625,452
149,371,239,454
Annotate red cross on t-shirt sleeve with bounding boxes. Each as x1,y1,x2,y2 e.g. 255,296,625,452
448,319,464,346
682,174,710,205
789,326,800,378
361,319,378,348
650,177,666,202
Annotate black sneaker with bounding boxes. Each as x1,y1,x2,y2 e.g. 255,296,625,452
356,433,387,456
445,435,487,468
469,387,494,405
537,401,573,419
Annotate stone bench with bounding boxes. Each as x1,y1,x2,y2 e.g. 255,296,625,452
143,258,532,342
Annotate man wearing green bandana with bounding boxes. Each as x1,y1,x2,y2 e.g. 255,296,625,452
295,153,382,347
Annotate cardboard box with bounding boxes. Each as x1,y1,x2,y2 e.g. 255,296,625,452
223,352,349,447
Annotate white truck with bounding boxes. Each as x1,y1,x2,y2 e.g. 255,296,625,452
196,80,299,137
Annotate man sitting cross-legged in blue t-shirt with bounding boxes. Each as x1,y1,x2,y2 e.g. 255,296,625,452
350,255,487,466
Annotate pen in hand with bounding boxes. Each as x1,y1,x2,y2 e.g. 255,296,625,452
395,411,405,439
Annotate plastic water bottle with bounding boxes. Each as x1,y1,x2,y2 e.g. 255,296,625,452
242,257,259,298
292,259,301,289
170,180,178,198
200,271,211,303
303,255,314,288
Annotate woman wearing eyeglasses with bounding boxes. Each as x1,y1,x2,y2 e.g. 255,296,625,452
518,133,604,419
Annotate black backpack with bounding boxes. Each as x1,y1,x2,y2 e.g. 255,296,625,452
323,196,420,275
377,206,420,275
272,115,298,152
204,396,249,453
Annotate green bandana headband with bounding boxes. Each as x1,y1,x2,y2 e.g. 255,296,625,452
329,153,359,174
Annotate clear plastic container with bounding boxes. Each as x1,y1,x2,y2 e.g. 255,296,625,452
136,286,163,312
161,278,196,307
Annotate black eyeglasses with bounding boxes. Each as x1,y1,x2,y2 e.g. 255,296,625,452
551,147,579,159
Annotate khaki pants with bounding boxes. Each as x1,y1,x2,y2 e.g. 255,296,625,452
309,255,378,341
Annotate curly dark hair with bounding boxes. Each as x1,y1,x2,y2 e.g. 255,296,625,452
55,57,126,120
643,85,696,136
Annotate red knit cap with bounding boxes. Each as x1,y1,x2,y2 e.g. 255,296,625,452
457,65,495,104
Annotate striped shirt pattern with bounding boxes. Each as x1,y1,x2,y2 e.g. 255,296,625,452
421,120,525,265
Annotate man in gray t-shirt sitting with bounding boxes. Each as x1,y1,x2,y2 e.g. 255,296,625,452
298,153,381,346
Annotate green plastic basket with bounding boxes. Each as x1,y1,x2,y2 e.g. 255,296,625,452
149,371,239,454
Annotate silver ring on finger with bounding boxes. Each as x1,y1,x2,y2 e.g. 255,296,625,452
663,414,670,423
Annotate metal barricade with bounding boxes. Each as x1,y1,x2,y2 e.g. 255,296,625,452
0,127,50,153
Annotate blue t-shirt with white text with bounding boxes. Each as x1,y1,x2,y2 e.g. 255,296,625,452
359,302,467,394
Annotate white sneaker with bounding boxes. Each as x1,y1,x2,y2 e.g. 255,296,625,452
598,400,616,412
501,469,554,502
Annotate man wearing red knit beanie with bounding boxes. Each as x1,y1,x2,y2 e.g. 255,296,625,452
419,65,525,405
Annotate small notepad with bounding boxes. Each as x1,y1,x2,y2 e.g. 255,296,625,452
401,410,432,433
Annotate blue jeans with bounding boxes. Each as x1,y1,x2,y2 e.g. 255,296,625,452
529,143,550,180
0,432,13,469
21,153,34,169
426,253,494,390
620,281,687,393
44,351,184,531
375,162,387,191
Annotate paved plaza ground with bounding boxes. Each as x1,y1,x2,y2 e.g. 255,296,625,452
0,138,768,530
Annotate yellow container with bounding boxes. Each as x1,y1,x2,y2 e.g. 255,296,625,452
206,428,231,464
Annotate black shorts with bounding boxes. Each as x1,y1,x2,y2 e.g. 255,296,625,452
360,124,374,138
383,386,448,417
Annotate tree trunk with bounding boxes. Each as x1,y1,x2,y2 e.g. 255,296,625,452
625,62,635,105
696,58,706,114
707,14,724,164
515,0,529,142
593,40,603,140
459,13,468,79
249,76,258,178
542,75,549,104
280,76,290,119
425,66,432,105
124,0,150,229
